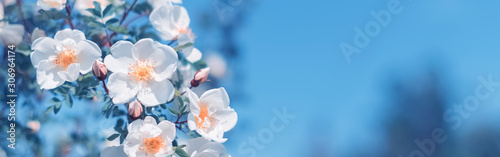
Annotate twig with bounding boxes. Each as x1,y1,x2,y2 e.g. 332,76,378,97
65,4,75,29
16,0,30,33
109,0,139,40
101,80,109,94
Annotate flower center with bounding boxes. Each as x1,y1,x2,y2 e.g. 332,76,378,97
195,103,214,129
45,1,63,7
128,60,155,82
178,28,188,34
53,49,76,70
141,136,164,155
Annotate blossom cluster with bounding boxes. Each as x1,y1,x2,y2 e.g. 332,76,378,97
0,0,237,156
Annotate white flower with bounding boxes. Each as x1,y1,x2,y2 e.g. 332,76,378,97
30,29,101,89
104,39,177,106
147,0,182,9
0,3,24,45
31,28,46,43
187,137,231,157
101,145,127,157
171,62,195,93
186,88,237,143
37,0,67,11
150,4,190,40
177,33,201,63
124,116,176,157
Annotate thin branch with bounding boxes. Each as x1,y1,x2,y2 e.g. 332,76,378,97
65,4,75,29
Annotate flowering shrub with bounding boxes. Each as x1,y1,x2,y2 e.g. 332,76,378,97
1,0,236,156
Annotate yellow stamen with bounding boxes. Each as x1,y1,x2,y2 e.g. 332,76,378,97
195,103,214,129
178,28,188,34
128,60,155,82
53,49,76,70
140,136,164,155
45,1,63,8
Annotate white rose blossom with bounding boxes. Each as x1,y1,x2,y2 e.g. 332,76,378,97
124,116,176,157
30,29,101,89
147,0,182,9
104,39,177,106
186,88,237,143
0,3,24,46
150,4,190,40
187,137,231,157
177,33,201,63
37,0,67,11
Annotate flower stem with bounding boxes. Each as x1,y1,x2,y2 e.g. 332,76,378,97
109,0,139,42
16,0,30,33
65,4,75,29
101,80,109,95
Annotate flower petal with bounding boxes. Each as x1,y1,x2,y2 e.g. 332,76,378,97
57,63,80,82
185,89,200,115
132,39,177,81
31,37,61,68
187,113,197,131
105,41,135,74
107,73,139,104
150,5,177,40
36,60,65,89
137,79,174,106
200,87,230,109
187,137,209,155
76,40,101,74
54,29,85,43
185,47,202,63
214,109,237,132
172,5,190,30
158,120,176,140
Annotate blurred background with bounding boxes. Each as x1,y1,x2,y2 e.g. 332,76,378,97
4,0,500,156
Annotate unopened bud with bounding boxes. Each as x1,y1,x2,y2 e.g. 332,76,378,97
191,68,210,87
128,100,143,119
92,60,107,81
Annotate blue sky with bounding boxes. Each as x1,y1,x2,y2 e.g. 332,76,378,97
180,0,500,156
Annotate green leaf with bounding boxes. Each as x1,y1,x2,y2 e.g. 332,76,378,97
93,1,102,14
175,146,190,157
168,108,179,116
120,132,126,144
108,25,129,34
65,94,73,108
174,43,194,51
102,4,114,17
86,8,101,17
105,18,119,26
45,106,55,115
54,102,62,114
49,97,61,103
187,131,201,138
107,133,120,141
132,2,152,14
192,60,208,70
159,103,167,109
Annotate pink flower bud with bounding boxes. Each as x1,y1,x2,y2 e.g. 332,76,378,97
191,68,210,87
128,100,143,119
92,60,107,81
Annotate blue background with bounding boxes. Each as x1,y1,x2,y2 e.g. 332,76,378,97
183,0,500,156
